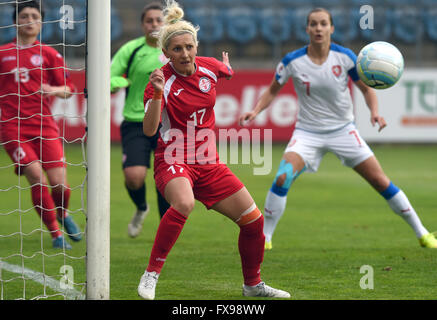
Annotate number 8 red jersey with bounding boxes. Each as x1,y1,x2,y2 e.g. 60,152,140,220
144,56,233,165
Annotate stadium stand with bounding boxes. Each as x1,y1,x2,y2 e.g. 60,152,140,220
0,0,121,45
424,9,437,41
226,8,258,45
1,0,435,66
185,8,224,44
330,8,358,44
392,8,424,44
259,9,293,44
0,5,15,43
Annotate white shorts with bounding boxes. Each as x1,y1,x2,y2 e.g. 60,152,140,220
284,123,374,173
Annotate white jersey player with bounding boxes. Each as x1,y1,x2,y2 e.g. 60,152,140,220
239,8,437,250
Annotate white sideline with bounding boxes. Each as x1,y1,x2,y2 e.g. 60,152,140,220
0,261,85,300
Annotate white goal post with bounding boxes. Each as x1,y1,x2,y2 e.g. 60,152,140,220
86,0,111,300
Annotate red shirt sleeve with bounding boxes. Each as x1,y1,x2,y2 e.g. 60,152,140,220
216,59,233,79
203,57,233,80
47,48,75,92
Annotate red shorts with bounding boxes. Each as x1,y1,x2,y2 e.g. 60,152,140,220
3,134,66,175
154,160,244,209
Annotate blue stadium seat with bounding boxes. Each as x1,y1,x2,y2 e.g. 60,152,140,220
385,0,415,5
421,0,437,5
330,8,359,44
424,9,437,41
228,0,266,5
279,0,314,5
39,8,56,43
42,0,60,7
185,8,224,44
293,7,312,43
258,9,293,44
350,0,377,5
0,5,15,43
224,8,257,44
280,0,344,7
311,0,342,7
354,7,393,42
72,0,87,5
111,7,123,42
179,0,203,7
392,8,423,43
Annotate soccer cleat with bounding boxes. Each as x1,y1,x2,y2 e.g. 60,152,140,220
419,233,437,248
243,282,291,298
128,207,150,238
138,271,159,300
52,235,72,250
58,215,82,242
265,241,272,250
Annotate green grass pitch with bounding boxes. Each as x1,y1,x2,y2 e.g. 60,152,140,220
1,143,436,300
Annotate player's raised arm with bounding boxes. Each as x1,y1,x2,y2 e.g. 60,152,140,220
354,79,386,132
222,51,233,80
143,68,164,136
239,77,283,126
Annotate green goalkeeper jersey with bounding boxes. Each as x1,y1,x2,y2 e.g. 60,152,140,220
110,36,166,122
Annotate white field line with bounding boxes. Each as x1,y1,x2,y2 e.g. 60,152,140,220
0,261,85,300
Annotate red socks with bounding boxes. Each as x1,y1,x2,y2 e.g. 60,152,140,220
51,185,71,219
146,207,187,274
31,184,61,239
238,215,265,286
146,205,265,287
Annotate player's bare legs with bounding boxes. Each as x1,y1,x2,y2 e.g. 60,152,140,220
263,151,305,249
164,177,195,217
124,165,147,190
353,156,390,192
210,187,254,221
23,163,71,248
211,187,291,298
354,156,434,247
23,161,47,186
124,165,150,237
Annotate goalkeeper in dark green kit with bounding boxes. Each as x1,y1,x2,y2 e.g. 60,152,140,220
111,2,169,237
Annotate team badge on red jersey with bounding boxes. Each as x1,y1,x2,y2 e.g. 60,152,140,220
12,147,26,162
332,65,342,77
30,54,43,66
198,77,211,93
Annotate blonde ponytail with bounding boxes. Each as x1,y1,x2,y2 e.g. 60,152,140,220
158,0,199,50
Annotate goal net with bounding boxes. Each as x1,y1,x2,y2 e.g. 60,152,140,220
0,0,110,300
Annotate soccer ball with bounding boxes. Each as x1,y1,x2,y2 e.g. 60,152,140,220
356,41,404,89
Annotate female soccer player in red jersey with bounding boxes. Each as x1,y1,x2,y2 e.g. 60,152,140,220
136,0,290,300
0,1,81,249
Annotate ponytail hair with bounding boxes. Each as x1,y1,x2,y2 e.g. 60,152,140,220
158,0,199,50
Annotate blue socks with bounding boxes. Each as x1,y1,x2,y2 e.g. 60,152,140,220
380,182,400,200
